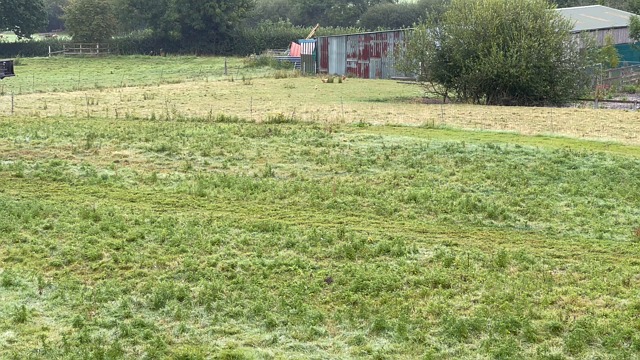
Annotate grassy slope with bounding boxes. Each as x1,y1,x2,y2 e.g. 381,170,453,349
1,115,640,359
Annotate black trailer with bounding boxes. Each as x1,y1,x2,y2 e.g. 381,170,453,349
0,59,15,79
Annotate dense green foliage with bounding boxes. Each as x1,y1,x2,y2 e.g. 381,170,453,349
600,34,621,69
358,1,448,30
1,114,640,358
631,14,640,42
64,0,117,42
245,0,447,29
0,0,48,38
115,0,253,46
0,38,63,58
400,0,593,106
43,0,68,31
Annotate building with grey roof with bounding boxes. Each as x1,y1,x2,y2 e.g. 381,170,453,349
557,5,640,63
556,5,635,45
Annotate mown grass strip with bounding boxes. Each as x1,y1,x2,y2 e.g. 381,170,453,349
353,125,640,158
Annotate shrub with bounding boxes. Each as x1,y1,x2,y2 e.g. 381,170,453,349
0,39,64,58
399,0,595,106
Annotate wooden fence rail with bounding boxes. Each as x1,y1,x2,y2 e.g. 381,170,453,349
49,43,111,57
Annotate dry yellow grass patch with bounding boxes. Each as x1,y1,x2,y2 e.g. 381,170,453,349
2,76,639,145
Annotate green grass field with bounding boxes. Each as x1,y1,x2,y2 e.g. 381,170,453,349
1,57,640,359
3,57,640,146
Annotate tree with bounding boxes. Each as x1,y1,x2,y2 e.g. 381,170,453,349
170,0,254,41
358,0,448,31
599,34,620,68
398,0,594,106
288,0,395,27
244,0,293,27
114,0,171,36
0,0,48,38
120,0,253,46
43,0,68,31
630,14,640,42
64,0,116,42
359,2,420,30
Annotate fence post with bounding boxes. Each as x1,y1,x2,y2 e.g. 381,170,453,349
224,58,227,76
48,46,51,57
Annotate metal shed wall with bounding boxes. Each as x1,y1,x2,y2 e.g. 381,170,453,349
317,29,409,79
299,39,317,74
329,36,347,75
571,27,631,46
318,37,329,73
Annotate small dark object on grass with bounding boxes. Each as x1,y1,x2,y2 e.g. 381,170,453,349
634,227,640,240
324,276,334,285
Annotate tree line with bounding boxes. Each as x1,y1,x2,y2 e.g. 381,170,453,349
2,0,640,42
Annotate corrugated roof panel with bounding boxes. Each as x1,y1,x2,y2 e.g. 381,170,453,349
556,5,635,32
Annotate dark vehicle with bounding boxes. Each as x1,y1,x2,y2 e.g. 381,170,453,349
0,59,15,79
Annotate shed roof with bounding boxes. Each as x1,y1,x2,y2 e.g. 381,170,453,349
556,5,636,32
316,28,412,40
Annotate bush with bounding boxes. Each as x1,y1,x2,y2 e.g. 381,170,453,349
0,39,64,58
399,0,594,106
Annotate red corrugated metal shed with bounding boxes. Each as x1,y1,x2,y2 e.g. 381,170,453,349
317,29,411,79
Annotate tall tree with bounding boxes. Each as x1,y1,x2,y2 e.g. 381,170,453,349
121,0,253,44
244,0,292,26
290,0,395,27
359,2,422,30
64,0,116,42
170,0,253,41
399,0,595,106
43,0,68,31
0,0,48,38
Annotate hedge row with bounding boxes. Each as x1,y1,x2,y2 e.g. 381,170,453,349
0,39,64,58
0,23,362,58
